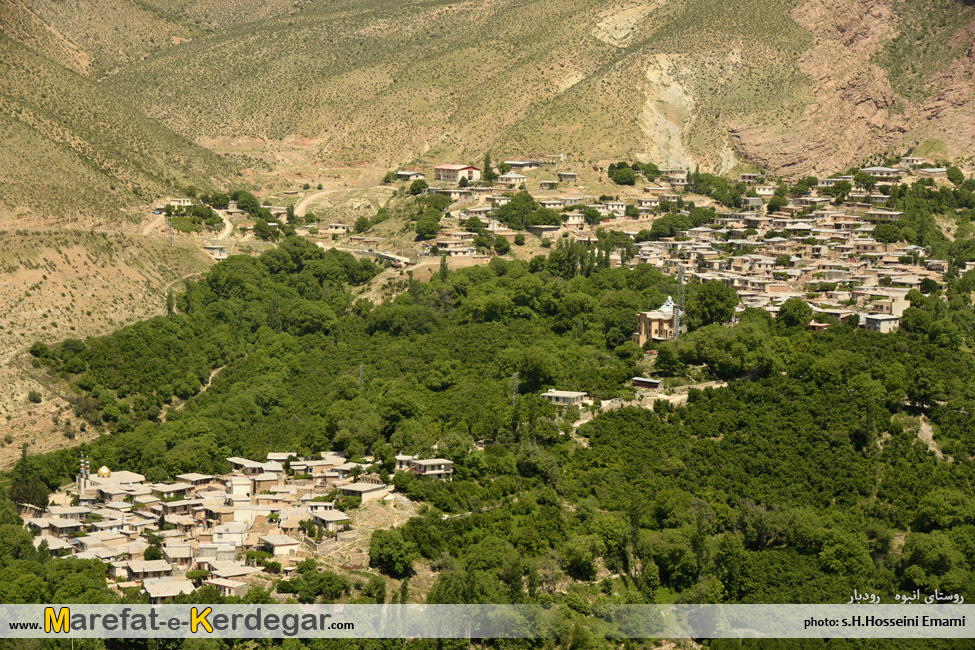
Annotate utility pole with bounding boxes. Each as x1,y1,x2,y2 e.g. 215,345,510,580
358,364,364,389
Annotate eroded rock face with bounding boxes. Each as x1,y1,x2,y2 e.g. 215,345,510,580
728,0,975,176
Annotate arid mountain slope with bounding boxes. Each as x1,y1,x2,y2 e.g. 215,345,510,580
0,230,215,466
0,0,197,75
0,33,238,222
1,0,973,210
731,0,975,174
100,0,974,176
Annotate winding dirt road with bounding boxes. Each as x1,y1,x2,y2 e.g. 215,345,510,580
295,190,336,217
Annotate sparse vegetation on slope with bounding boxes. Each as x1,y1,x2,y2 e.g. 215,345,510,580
0,34,238,221
874,0,975,100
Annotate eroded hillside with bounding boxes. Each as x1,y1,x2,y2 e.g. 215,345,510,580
96,0,975,176
0,32,238,222
1,0,973,221
0,230,214,466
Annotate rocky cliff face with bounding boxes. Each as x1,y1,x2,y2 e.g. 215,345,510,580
730,0,975,175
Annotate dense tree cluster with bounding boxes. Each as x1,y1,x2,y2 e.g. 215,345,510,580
7,228,975,649
496,192,561,231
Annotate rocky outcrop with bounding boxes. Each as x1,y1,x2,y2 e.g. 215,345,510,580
730,0,975,176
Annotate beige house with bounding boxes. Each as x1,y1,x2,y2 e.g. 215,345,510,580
540,389,588,406
632,296,678,345
259,534,300,557
311,509,352,533
205,578,249,598
338,482,388,503
434,165,481,182
861,314,900,333
409,458,454,480
127,560,174,581
396,171,425,181
143,579,194,604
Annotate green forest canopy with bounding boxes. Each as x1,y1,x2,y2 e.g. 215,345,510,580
3,229,975,648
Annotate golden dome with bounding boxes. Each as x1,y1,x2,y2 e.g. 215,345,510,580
96,466,111,478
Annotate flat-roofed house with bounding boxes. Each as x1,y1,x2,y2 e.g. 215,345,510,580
47,506,92,520
409,458,454,481
497,173,528,188
864,210,903,222
226,476,251,498
311,509,352,532
197,544,236,563
900,156,927,168
227,457,264,475
213,522,248,548
266,452,296,463
33,534,73,556
78,530,128,550
251,472,280,494
859,166,906,181
210,564,261,580
90,519,127,534
741,197,763,211
176,473,214,488
540,390,588,406
861,314,900,333
127,560,173,581
152,482,193,499
434,165,481,183
557,172,578,183
29,517,84,538
142,579,194,604
205,578,248,598
259,534,300,557
435,188,472,202
161,499,203,517
396,171,426,181
162,545,194,569
395,454,416,471
505,161,541,171
332,462,369,480
338,482,389,502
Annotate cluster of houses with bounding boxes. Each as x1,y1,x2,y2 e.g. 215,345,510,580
24,452,454,603
394,155,963,333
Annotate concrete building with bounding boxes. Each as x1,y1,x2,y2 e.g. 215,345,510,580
434,165,481,183
409,458,454,481
540,389,588,406
632,296,678,345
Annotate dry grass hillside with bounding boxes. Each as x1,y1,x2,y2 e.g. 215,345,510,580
0,33,239,223
0,230,214,467
96,0,975,177
1,0,973,224
0,0,198,75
